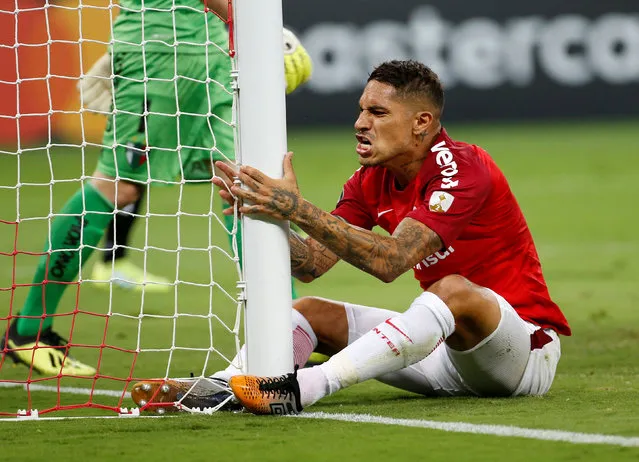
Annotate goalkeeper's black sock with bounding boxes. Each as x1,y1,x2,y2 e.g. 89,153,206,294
103,190,144,263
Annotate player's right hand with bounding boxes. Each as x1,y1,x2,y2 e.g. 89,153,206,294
77,53,113,113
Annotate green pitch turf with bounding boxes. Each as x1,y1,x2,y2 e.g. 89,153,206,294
0,119,638,461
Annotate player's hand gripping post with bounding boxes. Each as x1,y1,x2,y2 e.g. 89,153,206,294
212,152,302,221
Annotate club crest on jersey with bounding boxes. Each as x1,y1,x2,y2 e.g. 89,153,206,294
429,191,454,213
125,141,148,168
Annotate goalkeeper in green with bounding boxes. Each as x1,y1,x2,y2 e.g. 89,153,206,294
0,0,312,376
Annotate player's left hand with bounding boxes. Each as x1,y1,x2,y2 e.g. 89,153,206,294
213,153,302,221
283,28,312,94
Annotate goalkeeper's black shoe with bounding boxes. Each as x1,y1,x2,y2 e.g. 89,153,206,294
131,377,241,414
0,321,96,376
229,366,303,415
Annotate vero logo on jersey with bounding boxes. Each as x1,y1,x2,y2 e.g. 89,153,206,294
429,191,454,213
431,141,459,189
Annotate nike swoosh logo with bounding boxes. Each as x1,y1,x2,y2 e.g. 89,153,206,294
377,208,394,218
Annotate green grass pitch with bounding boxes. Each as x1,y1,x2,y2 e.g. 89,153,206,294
0,119,638,461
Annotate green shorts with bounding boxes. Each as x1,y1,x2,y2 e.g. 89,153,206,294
98,49,234,184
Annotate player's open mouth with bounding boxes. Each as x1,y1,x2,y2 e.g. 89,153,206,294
356,134,372,156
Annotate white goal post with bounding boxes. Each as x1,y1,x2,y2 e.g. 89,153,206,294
233,0,294,376
0,0,293,418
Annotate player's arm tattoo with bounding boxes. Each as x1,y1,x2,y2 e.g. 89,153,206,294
292,200,443,282
289,230,340,282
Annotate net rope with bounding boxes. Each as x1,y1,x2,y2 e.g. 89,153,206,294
0,0,243,417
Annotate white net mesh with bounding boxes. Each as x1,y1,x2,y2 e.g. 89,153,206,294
0,0,244,417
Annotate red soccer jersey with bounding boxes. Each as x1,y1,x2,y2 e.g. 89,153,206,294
332,128,570,336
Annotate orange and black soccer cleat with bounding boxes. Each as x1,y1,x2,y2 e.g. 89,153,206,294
229,367,303,415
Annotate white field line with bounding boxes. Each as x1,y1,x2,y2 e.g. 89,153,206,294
295,412,639,448
1,383,638,448
0,381,127,398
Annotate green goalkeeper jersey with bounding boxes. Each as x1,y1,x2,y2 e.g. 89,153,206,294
113,0,228,55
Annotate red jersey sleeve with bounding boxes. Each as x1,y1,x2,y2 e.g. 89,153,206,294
331,168,376,230
408,147,492,247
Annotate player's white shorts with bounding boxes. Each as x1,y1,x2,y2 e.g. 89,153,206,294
344,290,561,397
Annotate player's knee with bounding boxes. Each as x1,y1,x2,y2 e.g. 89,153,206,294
293,296,340,330
427,275,472,303
111,182,140,207
428,275,501,348
427,275,486,322
90,173,141,208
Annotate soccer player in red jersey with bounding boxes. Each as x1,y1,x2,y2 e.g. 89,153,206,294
168,60,571,415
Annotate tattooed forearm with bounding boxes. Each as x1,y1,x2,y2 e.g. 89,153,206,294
289,231,339,282
291,200,443,282
289,232,316,281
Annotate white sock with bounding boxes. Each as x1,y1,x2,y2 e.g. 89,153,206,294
298,365,330,407
299,292,455,406
211,346,246,383
212,309,318,382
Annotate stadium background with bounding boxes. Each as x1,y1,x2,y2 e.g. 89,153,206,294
2,0,638,145
1,1,638,460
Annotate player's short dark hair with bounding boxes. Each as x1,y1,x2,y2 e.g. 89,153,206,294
368,60,444,115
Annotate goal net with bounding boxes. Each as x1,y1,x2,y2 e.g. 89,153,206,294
0,0,292,418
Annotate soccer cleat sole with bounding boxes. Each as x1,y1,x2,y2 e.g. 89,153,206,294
131,380,187,414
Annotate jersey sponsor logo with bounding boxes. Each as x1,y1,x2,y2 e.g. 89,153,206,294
414,246,455,271
377,208,394,218
428,191,454,213
431,141,459,189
